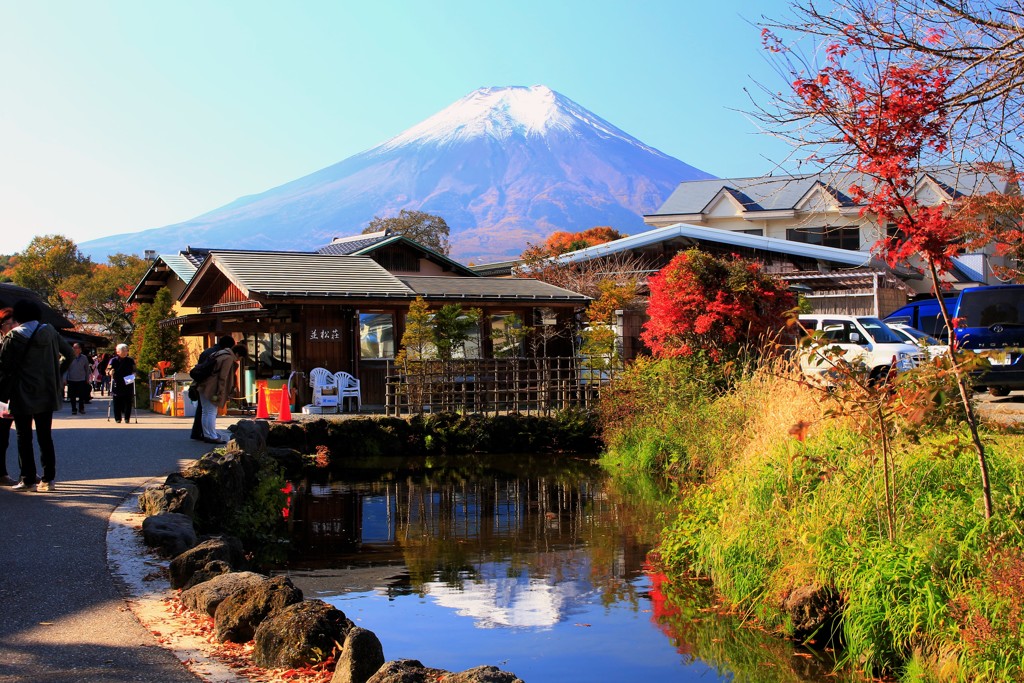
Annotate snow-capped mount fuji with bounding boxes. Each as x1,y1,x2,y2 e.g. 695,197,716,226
81,85,713,263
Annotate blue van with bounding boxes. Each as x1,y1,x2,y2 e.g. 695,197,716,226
884,296,958,337
887,286,1024,395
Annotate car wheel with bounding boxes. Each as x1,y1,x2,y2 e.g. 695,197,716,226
868,365,893,388
989,386,1012,397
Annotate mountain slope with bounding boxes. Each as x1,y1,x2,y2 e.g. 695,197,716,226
81,85,713,263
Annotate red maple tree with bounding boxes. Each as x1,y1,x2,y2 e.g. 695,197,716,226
774,28,996,518
640,249,794,361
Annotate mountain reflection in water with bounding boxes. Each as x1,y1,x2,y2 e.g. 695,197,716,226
274,455,864,683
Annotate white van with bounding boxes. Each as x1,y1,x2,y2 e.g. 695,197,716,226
798,314,924,383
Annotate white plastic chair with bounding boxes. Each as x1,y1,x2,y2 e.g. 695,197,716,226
308,367,335,389
333,371,361,412
308,367,338,412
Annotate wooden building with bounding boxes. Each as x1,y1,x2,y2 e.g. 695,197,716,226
136,240,589,411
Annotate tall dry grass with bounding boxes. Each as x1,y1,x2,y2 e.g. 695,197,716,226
601,353,1024,681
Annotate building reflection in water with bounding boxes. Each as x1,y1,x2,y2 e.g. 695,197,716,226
285,464,660,629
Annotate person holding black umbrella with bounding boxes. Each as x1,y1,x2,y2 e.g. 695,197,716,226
0,299,74,492
0,308,16,486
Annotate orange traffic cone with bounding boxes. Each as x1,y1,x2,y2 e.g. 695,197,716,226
277,385,293,422
255,386,270,419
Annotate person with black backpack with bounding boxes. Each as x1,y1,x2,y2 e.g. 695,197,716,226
196,342,247,444
190,336,234,441
0,299,74,492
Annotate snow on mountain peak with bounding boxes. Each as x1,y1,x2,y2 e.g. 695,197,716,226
378,85,656,153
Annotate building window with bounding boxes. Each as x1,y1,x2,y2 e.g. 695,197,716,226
786,226,861,251
737,228,763,236
251,333,292,378
490,313,526,357
360,312,396,359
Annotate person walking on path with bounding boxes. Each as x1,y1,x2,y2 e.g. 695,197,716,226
0,299,74,492
190,335,234,441
108,343,137,424
0,308,16,486
66,342,92,414
97,351,112,395
197,343,247,444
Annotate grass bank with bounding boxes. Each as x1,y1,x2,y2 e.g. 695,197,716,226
600,356,1024,682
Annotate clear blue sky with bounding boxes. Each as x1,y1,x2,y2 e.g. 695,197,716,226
0,0,798,256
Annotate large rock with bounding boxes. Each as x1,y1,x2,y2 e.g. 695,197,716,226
782,584,843,643
168,535,246,589
139,482,197,519
265,446,305,476
214,575,304,643
181,571,266,617
141,512,197,557
331,626,385,683
182,451,248,530
365,660,447,683
181,560,232,590
252,599,351,669
228,419,269,457
445,666,525,683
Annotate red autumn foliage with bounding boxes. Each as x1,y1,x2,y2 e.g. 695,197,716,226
520,226,625,260
640,249,795,361
790,43,964,272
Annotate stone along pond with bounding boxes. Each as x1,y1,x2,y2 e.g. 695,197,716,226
272,454,864,683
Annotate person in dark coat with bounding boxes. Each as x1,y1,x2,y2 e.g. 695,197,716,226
190,335,235,440
107,343,137,424
0,308,17,486
0,299,74,492
65,342,92,414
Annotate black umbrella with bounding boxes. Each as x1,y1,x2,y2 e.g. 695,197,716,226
0,282,72,329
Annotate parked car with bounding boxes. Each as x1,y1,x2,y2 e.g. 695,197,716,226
885,285,1024,396
886,322,950,359
884,296,958,338
952,285,1024,396
798,314,924,384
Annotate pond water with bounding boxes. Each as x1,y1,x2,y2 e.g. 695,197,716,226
275,455,864,683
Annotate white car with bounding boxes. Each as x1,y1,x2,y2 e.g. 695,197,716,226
886,322,950,359
798,314,925,384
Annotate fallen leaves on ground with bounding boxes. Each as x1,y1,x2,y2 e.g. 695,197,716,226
163,593,335,683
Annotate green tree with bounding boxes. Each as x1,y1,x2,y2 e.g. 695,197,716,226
580,278,640,366
58,253,148,343
491,313,531,358
132,288,185,376
431,304,482,361
398,296,435,364
363,210,451,255
7,234,92,311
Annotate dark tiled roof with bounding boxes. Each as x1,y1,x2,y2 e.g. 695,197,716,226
181,247,211,268
398,276,588,302
316,234,392,255
649,165,1012,217
187,251,412,301
470,259,521,277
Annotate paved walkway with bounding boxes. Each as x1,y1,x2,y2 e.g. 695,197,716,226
0,398,234,683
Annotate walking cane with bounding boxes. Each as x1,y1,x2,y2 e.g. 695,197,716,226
131,379,138,424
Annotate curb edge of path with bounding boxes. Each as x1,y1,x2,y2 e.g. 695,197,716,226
106,483,249,683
